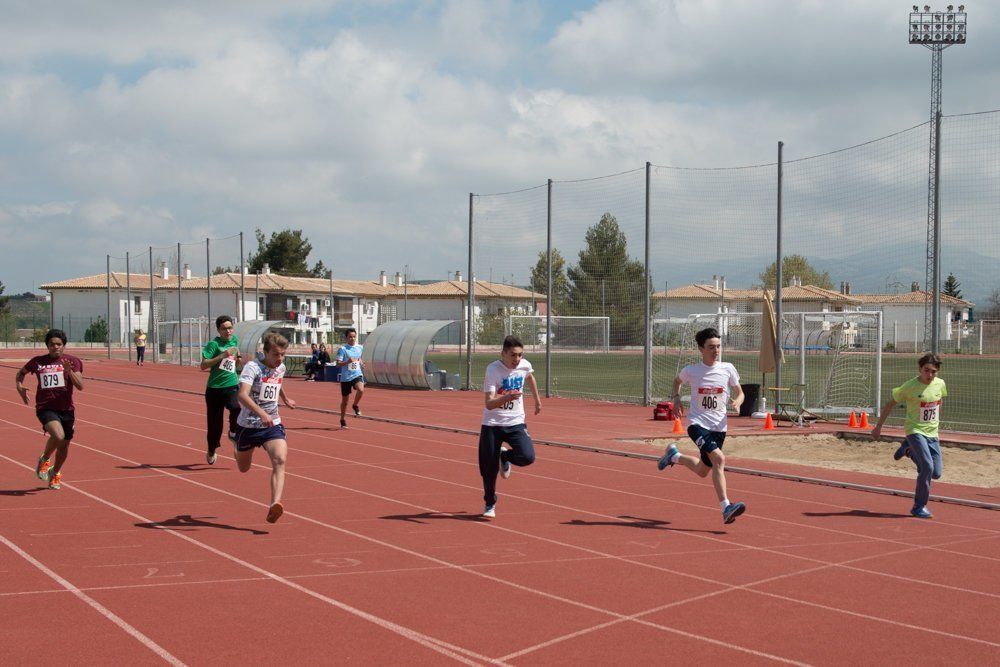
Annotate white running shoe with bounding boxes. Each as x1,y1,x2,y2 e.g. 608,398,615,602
483,504,496,518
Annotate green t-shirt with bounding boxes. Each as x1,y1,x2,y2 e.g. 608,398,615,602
891,376,947,437
203,336,241,389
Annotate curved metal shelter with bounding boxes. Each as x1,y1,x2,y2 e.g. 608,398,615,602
231,320,296,358
361,320,458,389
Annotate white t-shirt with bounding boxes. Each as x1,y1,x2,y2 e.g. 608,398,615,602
678,361,741,432
237,360,286,428
481,359,533,427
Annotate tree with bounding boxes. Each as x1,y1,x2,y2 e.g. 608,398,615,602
758,255,834,290
247,229,329,277
980,288,1000,320
84,316,108,343
529,249,570,315
0,281,12,342
943,273,963,299
565,213,647,346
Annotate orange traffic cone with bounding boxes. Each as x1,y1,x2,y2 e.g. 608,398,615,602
672,417,683,434
859,411,870,428
848,411,858,428
763,413,775,430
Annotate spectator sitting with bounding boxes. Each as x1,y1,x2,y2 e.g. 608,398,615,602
304,343,320,381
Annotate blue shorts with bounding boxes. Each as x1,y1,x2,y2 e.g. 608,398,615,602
687,424,726,467
235,424,286,451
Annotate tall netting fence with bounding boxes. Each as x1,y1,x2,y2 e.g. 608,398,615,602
469,185,548,387
548,169,647,400
649,163,777,402
466,110,1000,433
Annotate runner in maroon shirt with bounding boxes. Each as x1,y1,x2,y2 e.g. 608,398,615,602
15,329,84,489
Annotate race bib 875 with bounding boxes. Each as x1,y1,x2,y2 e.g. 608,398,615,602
919,400,940,423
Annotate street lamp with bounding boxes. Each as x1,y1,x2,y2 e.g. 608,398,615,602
908,5,967,354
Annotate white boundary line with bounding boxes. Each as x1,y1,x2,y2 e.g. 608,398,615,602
0,533,185,666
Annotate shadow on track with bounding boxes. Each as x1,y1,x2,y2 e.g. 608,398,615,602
118,463,219,472
380,511,490,524
136,514,268,535
562,515,727,535
802,509,911,519
0,487,45,496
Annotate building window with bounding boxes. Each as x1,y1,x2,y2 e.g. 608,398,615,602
134,296,142,315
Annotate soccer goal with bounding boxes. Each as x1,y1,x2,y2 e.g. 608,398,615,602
658,311,883,416
157,317,212,366
505,315,610,352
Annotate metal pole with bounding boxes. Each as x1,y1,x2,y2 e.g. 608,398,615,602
798,312,806,386
893,320,898,352
643,161,652,406
465,193,474,390
256,271,261,321
545,178,553,398
979,322,984,355
177,242,183,366
875,311,884,418
931,109,942,354
775,141,784,393
206,237,212,327
403,265,408,319
239,231,245,322
126,252,132,362
150,246,157,364
106,255,111,359
328,273,334,342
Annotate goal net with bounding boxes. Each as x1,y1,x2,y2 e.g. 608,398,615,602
157,317,212,366
656,311,882,415
505,315,610,352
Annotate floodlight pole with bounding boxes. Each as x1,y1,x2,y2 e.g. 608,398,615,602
910,6,967,353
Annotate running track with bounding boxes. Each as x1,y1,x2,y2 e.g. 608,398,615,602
1,361,999,664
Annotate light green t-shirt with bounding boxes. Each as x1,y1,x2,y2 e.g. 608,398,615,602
202,336,241,389
891,376,947,437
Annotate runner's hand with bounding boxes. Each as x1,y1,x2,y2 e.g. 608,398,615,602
284,398,297,409
260,413,274,427
61,358,74,373
17,386,29,405
534,402,541,415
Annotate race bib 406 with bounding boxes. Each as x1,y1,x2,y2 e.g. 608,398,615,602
697,386,725,412
219,357,236,374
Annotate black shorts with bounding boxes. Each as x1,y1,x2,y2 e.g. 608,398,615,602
341,377,364,396
36,409,75,442
687,424,726,467
235,424,286,452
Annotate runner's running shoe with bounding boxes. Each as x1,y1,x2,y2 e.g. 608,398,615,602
483,504,496,518
500,458,512,480
48,472,62,490
36,456,52,481
340,417,347,429
911,506,933,519
353,405,362,417
722,502,746,524
893,444,909,461
266,502,284,524
207,448,218,465
657,445,680,470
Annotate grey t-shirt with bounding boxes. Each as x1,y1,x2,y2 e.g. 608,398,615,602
237,360,286,428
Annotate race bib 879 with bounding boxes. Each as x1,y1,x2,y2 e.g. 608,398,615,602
40,370,66,389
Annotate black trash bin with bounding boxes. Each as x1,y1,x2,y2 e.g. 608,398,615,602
739,383,760,417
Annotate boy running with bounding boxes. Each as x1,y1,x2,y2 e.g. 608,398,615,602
657,327,746,524
872,353,947,519
235,332,296,523
335,328,365,428
201,315,242,465
15,329,84,490
479,335,541,518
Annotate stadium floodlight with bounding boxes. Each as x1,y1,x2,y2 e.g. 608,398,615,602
908,5,967,354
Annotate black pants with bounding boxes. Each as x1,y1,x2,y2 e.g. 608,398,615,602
478,424,535,505
136,347,145,362
205,386,240,452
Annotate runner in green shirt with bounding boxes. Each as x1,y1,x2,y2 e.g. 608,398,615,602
872,353,947,519
200,315,242,465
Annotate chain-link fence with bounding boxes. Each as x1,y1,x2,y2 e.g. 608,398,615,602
467,110,1000,434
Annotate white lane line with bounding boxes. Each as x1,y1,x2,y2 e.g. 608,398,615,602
0,451,500,666
0,533,185,666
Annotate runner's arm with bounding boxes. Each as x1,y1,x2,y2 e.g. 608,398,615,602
63,360,84,390
279,387,296,409
526,373,542,414
671,375,685,417
729,382,744,413
871,398,898,441
14,367,30,404
484,387,521,410
199,348,233,371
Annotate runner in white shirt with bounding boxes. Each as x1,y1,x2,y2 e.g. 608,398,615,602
657,327,747,525
235,332,296,524
478,335,542,518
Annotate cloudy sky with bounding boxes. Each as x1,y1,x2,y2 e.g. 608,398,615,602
2,0,999,296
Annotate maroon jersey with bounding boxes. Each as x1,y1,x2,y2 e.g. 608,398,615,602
22,354,83,411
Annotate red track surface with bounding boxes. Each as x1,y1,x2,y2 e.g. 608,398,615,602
1,354,999,664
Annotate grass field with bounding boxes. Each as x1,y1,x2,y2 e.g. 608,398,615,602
428,350,999,434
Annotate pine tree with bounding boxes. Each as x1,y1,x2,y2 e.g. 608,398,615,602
942,273,963,299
